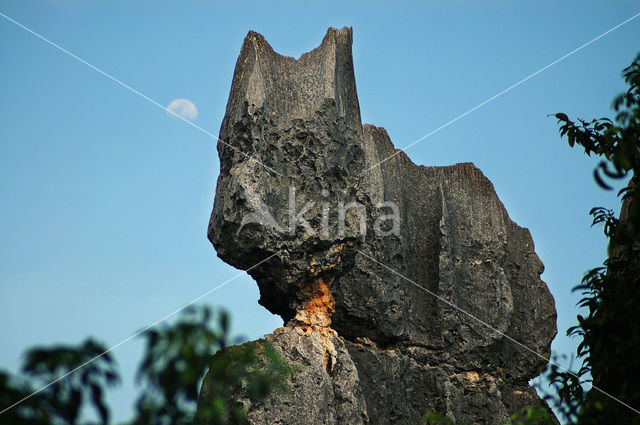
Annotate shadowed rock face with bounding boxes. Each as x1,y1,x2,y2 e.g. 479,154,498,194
202,27,558,425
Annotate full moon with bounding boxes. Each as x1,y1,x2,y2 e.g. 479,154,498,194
166,98,198,120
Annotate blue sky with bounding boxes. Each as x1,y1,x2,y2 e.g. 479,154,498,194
1,1,639,422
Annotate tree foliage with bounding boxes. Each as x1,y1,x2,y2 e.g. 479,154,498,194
0,339,118,425
0,306,294,425
423,406,554,425
548,53,640,424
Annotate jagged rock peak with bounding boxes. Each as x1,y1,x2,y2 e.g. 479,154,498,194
201,28,558,425
224,26,361,127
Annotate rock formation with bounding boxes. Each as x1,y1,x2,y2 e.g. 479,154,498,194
198,27,557,424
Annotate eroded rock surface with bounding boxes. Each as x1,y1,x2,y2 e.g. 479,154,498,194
200,27,558,424
198,326,368,425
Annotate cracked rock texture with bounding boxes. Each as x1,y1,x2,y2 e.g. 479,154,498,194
199,27,558,424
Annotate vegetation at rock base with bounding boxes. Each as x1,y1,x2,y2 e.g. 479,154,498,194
0,306,294,425
424,405,553,425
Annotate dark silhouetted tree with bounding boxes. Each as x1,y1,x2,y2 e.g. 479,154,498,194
0,306,294,425
548,52,640,424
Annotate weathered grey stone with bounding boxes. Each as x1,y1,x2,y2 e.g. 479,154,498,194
343,337,548,425
208,28,367,322
335,126,557,383
198,326,368,425
201,27,558,424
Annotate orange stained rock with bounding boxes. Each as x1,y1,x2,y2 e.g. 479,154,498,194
466,371,480,382
290,277,339,374
294,277,335,327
